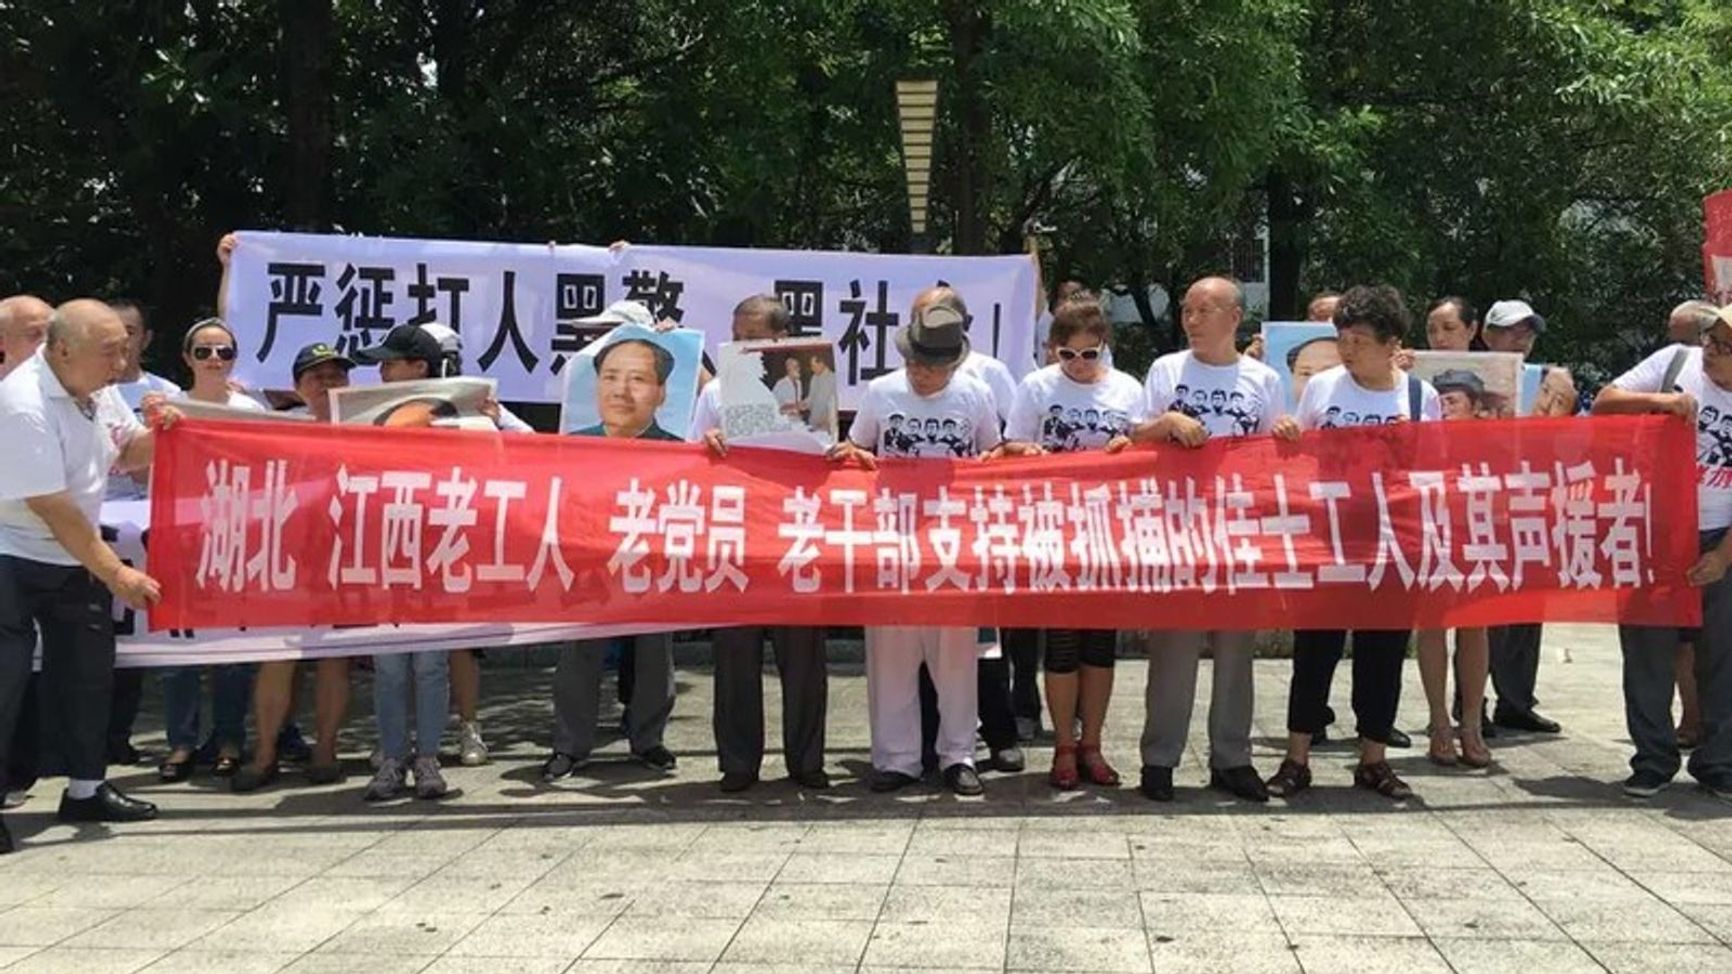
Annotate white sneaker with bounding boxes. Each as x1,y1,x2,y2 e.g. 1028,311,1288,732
2,790,28,810
458,721,489,767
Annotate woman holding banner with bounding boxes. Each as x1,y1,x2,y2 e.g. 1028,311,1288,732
156,319,263,782
1267,285,1441,801
1003,293,1146,789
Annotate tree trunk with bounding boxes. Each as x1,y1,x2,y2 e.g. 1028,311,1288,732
280,0,332,231
942,1,991,255
1265,169,1307,320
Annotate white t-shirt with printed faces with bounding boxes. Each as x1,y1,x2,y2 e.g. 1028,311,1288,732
1611,344,1732,531
1295,365,1442,430
1143,351,1284,439
1006,365,1147,453
849,369,1001,460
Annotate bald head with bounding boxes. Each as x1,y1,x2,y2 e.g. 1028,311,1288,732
1669,300,1720,345
44,299,129,397
1180,276,1246,358
912,285,967,320
0,295,52,375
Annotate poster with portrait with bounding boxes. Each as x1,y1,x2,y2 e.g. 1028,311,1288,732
330,377,498,430
558,324,702,439
1263,322,1340,409
715,339,839,451
1408,351,1524,420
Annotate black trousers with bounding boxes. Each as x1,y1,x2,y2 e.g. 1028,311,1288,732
711,626,827,776
0,556,116,793
1003,628,1043,720
1287,629,1408,745
107,668,143,755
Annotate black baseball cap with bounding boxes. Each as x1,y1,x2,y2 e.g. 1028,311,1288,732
292,342,355,380
353,324,443,371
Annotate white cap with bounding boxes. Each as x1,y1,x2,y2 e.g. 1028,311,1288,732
1484,299,1546,334
417,322,463,354
573,299,655,329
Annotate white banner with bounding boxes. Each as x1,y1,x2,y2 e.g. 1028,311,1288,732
227,231,1040,409
104,502,680,667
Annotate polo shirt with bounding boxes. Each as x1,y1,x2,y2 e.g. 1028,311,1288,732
0,352,141,565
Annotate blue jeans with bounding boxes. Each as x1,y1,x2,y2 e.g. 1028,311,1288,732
161,664,253,752
373,651,448,762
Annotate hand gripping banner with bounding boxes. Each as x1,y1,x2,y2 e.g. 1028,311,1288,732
149,416,1700,632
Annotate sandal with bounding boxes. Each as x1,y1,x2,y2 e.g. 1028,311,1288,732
212,753,242,777
1458,734,1492,769
1427,729,1458,767
1049,744,1080,791
1353,760,1414,800
158,752,194,783
1077,744,1120,787
1266,759,1312,798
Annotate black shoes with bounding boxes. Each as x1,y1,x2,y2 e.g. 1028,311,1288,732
1623,770,1671,798
58,783,157,824
540,751,585,782
1139,765,1175,802
1495,710,1562,734
790,769,832,790
719,771,758,793
231,763,280,793
1386,728,1413,749
943,764,984,797
0,816,11,855
633,746,678,772
870,769,919,793
1210,765,1270,803
987,746,1025,773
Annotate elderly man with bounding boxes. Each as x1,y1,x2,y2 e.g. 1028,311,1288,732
0,300,172,853
0,295,51,380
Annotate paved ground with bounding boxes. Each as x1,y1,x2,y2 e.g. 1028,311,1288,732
2,623,1730,973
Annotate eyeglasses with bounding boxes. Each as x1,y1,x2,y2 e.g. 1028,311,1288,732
1057,345,1104,362
192,345,237,362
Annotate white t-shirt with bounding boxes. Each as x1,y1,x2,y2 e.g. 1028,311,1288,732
0,355,143,565
959,351,1017,423
176,389,268,412
1144,351,1285,438
849,370,1001,459
107,372,182,500
495,404,534,433
1296,365,1442,430
1612,344,1732,531
1005,365,1147,452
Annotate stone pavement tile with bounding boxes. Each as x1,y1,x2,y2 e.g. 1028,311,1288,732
1433,938,1608,974
1410,896,1570,941
716,917,872,966
907,828,1015,858
445,912,612,959
1017,830,1132,860
436,850,568,882
878,885,1013,927
1,947,164,974
581,916,743,963
1146,930,1298,974
494,880,635,917
0,875,61,908
860,921,1006,970
185,905,357,954
668,852,789,884
1126,837,1248,865
1287,935,1450,974
277,955,430,974
775,853,902,885
374,871,538,915
1677,903,1732,941
1138,892,1283,936
1626,870,1732,905
269,877,419,914
550,851,684,885
1463,839,1611,872
893,854,1016,888
580,824,710,854
63,910,243,951
1374,865,1525,901
1584,942,1732,974
0,947,38,967
711,965,856,974
793,825,913,856
163,876,301,913
312,911,486,955
1011,887,1143,929
1243,837,1367,866
28,876,188,911
0,907,120,947
1252,862,1382,897
1016,858,1136,891
134,949,298,973
621,881,768,919
1267,895,1423,938
689,824,812,855
1006,925,1151,973
1131,860,1261,894
1537,899,1716,944
562,963,708,974
751,883,887,921
1503,867,1651,902
320,851,456,880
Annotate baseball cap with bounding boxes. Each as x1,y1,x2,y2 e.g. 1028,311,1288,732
353,324,444,370
574,300,656,329
418,322,462,355
291,342,355,380
1431,368,1485,398
1710,304,1732,336
1484,299,1546,334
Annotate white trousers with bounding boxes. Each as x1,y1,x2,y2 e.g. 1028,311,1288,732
866,626,980,776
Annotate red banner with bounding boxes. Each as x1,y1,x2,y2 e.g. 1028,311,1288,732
149,416,1700,632
1705,189,1732,303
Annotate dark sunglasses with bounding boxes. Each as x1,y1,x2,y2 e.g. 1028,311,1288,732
1057,345,1104,362
191,345,237,362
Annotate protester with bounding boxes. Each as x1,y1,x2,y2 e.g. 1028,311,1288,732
1664,300,1722,750
1245,290,1339,363
0,295,50,811
1479,299,1567,735
105,300,182,501
0,300,176,853
1425,296,1478,353
1004,291,1145,789
154,320,261,782
916,286,1025,776
1125,276,1282,803
1266,284,1440,801
1593,304,1732,799
0,295,51,381
1307,291,1343,323
834,300,1024,796
693,295,830,792
544,303,678,782
232,343,357,793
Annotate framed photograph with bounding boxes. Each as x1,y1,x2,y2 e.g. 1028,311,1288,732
1263,321,1340,409
1408,351,1524,419
558,324,703,440
330,377,498,430
715,338,839,448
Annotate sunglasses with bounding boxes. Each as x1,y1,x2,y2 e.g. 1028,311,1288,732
192,345,237,362
1057,345,1104,362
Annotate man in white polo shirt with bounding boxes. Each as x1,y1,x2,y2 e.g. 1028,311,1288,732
0,299,172,854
